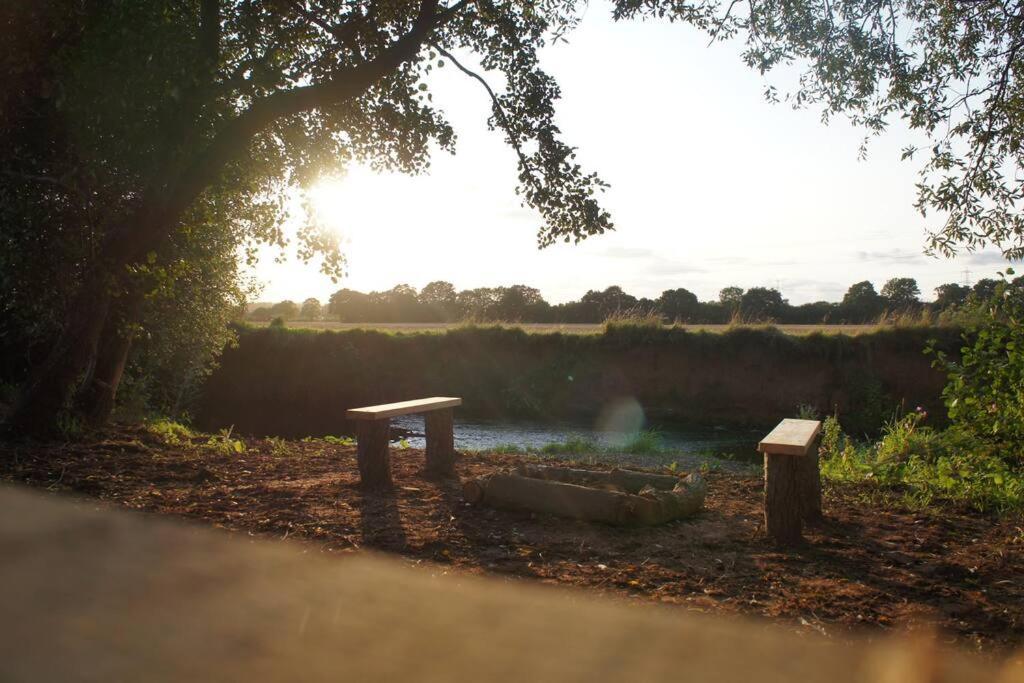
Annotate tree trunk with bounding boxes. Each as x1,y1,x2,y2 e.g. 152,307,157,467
424,408,455,476
764,453,803,546
356,420,392,490
6,276,112,437
79,322,133,428
78,290,144,427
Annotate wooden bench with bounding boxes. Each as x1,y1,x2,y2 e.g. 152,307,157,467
346,397,462,488
757,418,823,545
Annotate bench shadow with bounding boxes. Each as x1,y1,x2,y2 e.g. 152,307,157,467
351,485,409,552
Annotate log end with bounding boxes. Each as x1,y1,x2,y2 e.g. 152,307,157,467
462,478,486,504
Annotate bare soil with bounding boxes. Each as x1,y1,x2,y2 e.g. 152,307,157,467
2,426,1022,653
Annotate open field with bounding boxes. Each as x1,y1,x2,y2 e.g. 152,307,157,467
251,320,916,335
3,425,1021,652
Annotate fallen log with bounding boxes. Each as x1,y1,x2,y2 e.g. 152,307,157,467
463,471,706,526
514,464,681,494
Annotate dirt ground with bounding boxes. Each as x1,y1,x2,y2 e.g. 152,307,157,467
2,426,1022,654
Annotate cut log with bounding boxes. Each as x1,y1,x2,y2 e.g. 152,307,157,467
796,437,823,522
356,420,392,489
764,453,802,545
514,464,681,494
424,408,456,477
463,472,706,526
465,474,635,524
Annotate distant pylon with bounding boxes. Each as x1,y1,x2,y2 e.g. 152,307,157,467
962,268,972,287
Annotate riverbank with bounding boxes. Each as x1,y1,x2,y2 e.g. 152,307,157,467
196,324,960,438
2,424,1021,652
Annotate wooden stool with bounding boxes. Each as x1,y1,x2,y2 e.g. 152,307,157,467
757,418,822,545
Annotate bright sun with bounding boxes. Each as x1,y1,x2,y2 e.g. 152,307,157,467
304,168,448,290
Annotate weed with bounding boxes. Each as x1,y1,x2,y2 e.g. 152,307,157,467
489,443,525,454
265,436,291,456
540,436,600,455
820,414,1024,513
204,426,246,456
619,429,664,455
145,418,195,446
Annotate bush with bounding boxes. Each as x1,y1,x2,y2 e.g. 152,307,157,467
931,269,1024,459
820,413,1024,513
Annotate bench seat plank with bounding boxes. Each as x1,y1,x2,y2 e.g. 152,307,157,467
347,397,462,421
757,418,821,457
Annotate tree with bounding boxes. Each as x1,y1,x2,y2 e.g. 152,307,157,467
658,288,700,322
5,0,615,435
493,285,549,322
328,289,371,322
881,278,921,311
718,286,744,308
247,307,273,322
299,298,323,321
269,300,300,321
579,286,638,320
971,278,1001,304
933,283,970,311
419,280,458,321
456,287,503,321
839,281,884,323
739,287,787,322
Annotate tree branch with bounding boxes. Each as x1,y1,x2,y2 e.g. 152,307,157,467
428,43,545,201
129,0,456,263
199,0,220,74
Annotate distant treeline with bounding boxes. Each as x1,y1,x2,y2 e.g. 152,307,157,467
247,277,1007,325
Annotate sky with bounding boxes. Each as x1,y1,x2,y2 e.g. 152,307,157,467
249,1,1015,306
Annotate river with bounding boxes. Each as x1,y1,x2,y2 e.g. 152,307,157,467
389,414,764,471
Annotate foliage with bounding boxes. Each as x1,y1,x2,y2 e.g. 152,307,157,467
931,270,1024,452
881,278,922,311
145,418,196,446
203,426,246,456
820,414,1024,513
298,298,323,321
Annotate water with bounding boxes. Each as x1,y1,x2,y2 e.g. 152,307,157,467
389,414,763,471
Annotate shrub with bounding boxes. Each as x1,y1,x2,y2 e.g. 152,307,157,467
930,269,1024,459
820,414,1024,513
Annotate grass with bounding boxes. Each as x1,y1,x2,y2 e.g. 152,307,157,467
820,413,1024,514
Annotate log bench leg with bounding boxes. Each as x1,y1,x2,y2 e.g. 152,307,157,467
764,453,802,545
357,419,392,489
796,437,823,522
424,408,456,477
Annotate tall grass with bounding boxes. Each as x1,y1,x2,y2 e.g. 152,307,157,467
602,309,664,332
820,412,1024,513
872,308,938,329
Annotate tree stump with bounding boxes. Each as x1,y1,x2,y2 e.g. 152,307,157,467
356,419,392,489
424,408,456,476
